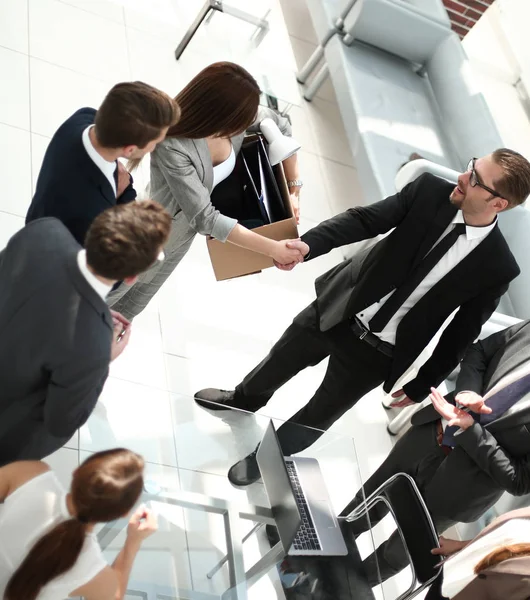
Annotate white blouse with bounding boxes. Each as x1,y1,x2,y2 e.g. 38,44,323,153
442,518,530,598
212,145,236,189
0,470,107,600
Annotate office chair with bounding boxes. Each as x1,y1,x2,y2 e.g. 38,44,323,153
344,472,442,600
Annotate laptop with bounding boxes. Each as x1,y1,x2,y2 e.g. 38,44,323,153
256,420,348,556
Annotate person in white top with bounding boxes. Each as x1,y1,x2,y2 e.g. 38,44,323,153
427,507,530,599
0,448,157,600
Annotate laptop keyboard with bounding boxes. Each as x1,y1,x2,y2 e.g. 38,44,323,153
285,460,322,551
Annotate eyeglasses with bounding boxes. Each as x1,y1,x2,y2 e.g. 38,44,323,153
466,158,502,198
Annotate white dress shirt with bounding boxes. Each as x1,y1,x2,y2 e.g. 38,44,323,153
356,212,497,345
442,518,530,598
82,125,117,196
77,250,112,300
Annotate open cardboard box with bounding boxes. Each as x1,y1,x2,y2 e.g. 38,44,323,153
207,153,299,281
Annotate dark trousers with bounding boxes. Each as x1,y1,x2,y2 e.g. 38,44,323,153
234,302,392,456
338,422,455,585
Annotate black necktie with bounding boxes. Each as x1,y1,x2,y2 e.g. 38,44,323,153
369,223,467,333
113,162,119,190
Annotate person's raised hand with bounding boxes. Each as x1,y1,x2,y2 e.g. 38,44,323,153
126,505,158,545
110,320,132,362
389,389,415,408
454,391,492,416
431,536,468,557
429,387,474,430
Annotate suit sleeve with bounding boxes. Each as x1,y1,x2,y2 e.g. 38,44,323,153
455,422,530,496
455,320,530,394
44,356,109,439
300,174,430,261
403,284,509,402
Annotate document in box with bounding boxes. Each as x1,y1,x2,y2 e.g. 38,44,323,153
258,150,272,222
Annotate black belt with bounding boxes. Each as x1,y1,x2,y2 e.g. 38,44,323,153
350,317,394,358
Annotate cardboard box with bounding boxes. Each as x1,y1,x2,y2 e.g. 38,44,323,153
207,154,299,281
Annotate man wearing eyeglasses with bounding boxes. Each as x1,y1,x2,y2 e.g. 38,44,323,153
196,149,530,488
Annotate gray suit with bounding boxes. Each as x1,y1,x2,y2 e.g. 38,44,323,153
108,107,292,320
340,320,530,584
0,218,112,465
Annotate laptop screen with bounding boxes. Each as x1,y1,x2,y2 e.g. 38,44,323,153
256,421,302,553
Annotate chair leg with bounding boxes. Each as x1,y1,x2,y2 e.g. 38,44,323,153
303,64,329,102
297,45,325,84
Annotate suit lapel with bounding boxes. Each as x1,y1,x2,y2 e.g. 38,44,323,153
192,138,214,192
410,199,457,270
67,252,113,331
76,135,116,207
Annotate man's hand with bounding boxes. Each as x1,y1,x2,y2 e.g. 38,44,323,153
271,239,306,267
389,389,415,408
110,309,131,329
431,536,468,557
289,191,300,224
429,387,474,430
110,321,131,362
454,391,492,416
116,161,132,198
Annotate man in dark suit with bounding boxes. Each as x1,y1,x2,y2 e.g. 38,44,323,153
26,81,180,245
340,319,530,584
0,201,171,466
195,149,530,486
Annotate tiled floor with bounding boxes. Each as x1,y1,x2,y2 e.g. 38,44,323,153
0,0,412,597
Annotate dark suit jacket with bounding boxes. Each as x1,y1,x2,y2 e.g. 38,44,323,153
301,174,520,402
0,218,113,465
412,320,530,523
26,108,136,246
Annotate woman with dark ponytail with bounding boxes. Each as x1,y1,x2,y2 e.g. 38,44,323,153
0,448,157,600
425,507,530,599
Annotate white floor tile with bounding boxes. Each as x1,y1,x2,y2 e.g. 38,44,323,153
30,57,109,138
278,0,318,45
0,210,24,249
30,132,51,194
29,0,130,83
0,47,30,130
80,378,178,467
0,0,28,54
58,0,125,24
109,309,168,390
304,96,355,167
319,156,364,214
286,102,319,157
0,123,31,217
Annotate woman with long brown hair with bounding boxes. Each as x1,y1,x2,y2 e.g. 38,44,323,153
425,507,530,599
107,61,304,320
0,448,156,600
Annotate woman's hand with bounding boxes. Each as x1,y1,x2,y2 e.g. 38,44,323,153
431,536,468,557
126,505,158,546
271,239,305,266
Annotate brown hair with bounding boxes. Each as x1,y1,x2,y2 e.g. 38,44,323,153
474,543,530,574
5,449,144,600
95,81,180,149
85,200,171,280
167,62,260,139
492,148,530,208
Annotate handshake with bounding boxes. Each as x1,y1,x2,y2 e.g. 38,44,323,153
271,239,310,271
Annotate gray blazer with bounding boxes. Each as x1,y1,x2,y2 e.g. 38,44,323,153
0,218,113,465
149,106,292,243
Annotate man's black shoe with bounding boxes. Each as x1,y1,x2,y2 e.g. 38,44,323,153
194,388,236,411
228,447,261,486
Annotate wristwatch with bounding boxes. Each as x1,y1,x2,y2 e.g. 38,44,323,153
287,179,304,188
